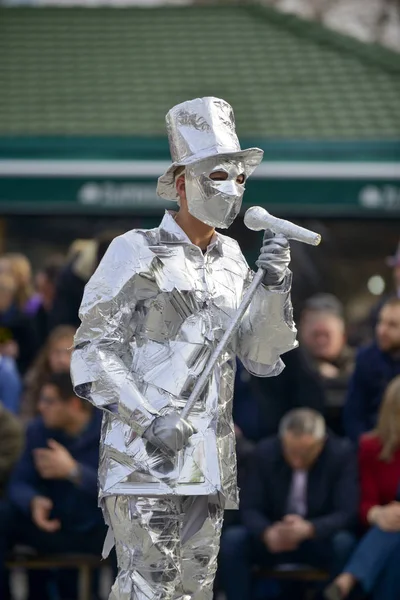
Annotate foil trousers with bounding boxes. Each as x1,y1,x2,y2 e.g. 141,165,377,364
104,495,224,600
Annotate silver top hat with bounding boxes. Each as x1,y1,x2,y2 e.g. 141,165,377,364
157,97,264,201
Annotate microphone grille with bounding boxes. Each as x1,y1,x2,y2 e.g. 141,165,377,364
244,206,267,231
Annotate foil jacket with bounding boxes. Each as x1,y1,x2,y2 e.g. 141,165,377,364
71,211,297,508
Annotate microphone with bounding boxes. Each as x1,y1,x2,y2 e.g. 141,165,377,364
244,206,321,246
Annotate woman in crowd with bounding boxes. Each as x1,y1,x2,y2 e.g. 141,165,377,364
0,271,39,374
0,253,40,316
325,375,400,600
21,325,76,422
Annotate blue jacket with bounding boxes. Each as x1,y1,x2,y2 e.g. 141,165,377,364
241,435,358,541
343,343,400,442
8,410,103,532
0,356,22,414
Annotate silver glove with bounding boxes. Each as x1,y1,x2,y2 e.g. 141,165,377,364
143,412,196,455
256,229,290,287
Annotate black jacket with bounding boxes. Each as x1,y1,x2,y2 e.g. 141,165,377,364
241,435,358,541
236,347,325,440
8,411,103,532
343,343,400,442
49,260,85,330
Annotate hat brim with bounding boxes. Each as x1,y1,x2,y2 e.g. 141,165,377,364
156,147,264,201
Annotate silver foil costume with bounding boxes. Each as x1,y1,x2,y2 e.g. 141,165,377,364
71,97,297,600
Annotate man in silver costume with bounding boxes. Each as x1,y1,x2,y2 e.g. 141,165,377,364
71,97,298,600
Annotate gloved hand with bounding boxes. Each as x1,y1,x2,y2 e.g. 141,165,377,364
143,412,196,455
256,229,290,287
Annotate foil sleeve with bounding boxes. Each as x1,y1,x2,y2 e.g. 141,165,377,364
71,235,161,435
237,268,298,377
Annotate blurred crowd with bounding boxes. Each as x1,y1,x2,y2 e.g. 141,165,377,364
0,232,400,599
259,0,400,52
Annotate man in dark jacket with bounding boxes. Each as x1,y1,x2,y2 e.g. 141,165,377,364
344,297,400,442
219,409,358,600
299,293,354,436
2,372,104,600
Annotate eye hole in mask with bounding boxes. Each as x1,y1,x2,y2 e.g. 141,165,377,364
208,170,246,185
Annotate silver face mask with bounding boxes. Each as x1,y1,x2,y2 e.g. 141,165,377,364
185,158,246,229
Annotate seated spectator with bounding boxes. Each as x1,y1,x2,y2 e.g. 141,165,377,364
0,253,40,316
229,354,324,526
325,375,400,600
34,255,65,346
0,272,39,374
231,352,324,517
219,409,358,600
0,355,22,415
0,402,23,593
344,298,400,442
2,372,104,600
300,294,354,435
22,325,75,423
